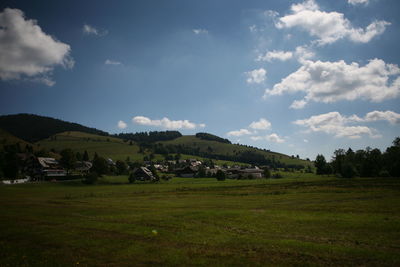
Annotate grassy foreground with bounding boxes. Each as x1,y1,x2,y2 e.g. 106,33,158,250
0,176,399,266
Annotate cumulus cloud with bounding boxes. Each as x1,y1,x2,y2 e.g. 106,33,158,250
227,129,252,137
83,24,108,36
132,116,205,130
276,0,389,45
252,134,285,143
257,45,314,64
0,8,73,86
348,0,369,5
105,59,122,66
118,120,127,129
292,111,391,139
364,111,400,125
264,58,400,109
249,118,271,130
257,50,293,62
266,133,285,143
245,68,267,84
193,29,208,34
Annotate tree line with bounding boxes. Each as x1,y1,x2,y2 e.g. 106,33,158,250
115,131,182,143
195,133,231,144
315,137,400,178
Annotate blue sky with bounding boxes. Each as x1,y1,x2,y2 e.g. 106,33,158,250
0,0,399,160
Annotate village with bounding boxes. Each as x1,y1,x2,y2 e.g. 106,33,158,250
1,153,267,184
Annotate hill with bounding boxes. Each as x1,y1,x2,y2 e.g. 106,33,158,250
0,114,108,143
0,113,313,168
0,128,37,151
159,135,312,168
36,131,143,161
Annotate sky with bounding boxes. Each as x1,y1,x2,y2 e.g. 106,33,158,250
0,0,400,160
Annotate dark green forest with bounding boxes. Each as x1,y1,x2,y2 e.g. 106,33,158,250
315,137,400,178
0,114,108,142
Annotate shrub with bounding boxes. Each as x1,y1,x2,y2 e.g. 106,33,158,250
83,172,98,184
128,172,136,183
263,168,271,178
272,173,283,179
215,170,226,181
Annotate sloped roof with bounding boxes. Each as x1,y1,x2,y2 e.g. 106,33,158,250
37,157,59,168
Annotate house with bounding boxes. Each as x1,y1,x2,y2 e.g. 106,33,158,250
131,167,156,181
36,157,66,180
226,167,264,179
175,166,198,178
106,158,116,166
74,161,93,174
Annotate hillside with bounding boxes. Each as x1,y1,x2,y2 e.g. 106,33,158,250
36,131,143,161
0,114,108,143
0,128,37,151
159,135,312,168
0,113,313,168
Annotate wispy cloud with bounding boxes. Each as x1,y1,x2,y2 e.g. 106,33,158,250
193,29,208,35
105,59,122,66
348,0,369,5
83,24,108,36
245,68,267,84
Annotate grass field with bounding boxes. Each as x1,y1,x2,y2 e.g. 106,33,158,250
0,176,399,266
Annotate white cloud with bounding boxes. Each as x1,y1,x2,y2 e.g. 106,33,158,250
264,58,400,109
250,133,285,143
118,120,127,129
289,99,307,109
257,50,293,62
132,116,204,130
264,10,279,18
246,68,267,84
294,45,315,62
348,0,369,5
249,118,271,130
276,0,389,45
227,129,252,137
83,24,108,36
0,8,73,86
364,111,400,125
105,59,122,66
193,29,208,35
266,133,285,143
293,111,385,139
249,25,258,33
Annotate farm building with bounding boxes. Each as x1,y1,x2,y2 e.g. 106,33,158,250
175,166,198,178
131,167,156,181
226,167,264,179
36,157,67,179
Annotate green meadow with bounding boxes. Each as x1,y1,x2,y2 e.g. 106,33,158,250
0,175,399,266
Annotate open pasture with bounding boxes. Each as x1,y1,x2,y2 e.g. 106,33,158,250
0,176,399,266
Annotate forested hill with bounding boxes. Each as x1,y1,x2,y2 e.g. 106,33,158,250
0,114,109,143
